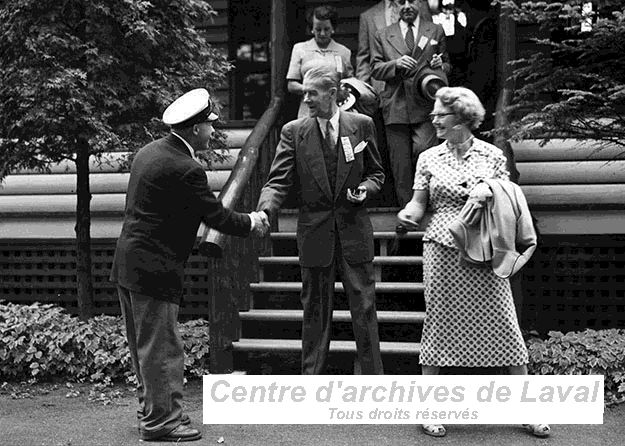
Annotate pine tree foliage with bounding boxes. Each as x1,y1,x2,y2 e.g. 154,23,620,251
0,0,231,176
498,1,625,148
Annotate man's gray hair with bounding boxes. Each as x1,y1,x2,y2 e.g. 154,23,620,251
303,65,340,92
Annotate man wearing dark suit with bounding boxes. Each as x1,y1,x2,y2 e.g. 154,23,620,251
257,66,385,375
371,0,450,209
110,89,268,442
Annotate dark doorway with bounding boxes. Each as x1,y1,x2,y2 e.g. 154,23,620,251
228,0,272,120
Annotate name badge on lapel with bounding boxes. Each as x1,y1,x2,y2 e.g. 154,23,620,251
418,35,429,50
341,136,355,162
335,55,344,74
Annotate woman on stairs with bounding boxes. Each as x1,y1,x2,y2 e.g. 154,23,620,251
396,86,550,439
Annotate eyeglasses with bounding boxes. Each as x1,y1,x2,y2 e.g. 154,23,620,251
429,112,455,120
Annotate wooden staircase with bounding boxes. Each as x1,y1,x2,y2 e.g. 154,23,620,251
231,209,427,373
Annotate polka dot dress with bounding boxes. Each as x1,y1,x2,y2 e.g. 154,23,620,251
414,139,528,367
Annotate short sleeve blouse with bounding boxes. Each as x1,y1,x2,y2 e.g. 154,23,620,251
286,38,354,118
413,138,510,248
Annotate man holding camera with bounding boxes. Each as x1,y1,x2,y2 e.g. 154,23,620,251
371,0,449,213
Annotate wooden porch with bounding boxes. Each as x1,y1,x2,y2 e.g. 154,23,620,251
1,0,625,374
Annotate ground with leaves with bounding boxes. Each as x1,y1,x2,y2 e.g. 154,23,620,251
2,379,625,446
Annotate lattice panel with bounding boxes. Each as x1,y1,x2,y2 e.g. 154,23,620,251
521,236,625,333
0,241,213,318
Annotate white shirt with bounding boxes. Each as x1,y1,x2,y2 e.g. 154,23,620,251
399,19,420,46
316,108,340,147
171,131,196,159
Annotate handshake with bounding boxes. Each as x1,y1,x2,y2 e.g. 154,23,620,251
249,210,270,237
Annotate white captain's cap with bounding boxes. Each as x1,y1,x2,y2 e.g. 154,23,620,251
162,88,218,128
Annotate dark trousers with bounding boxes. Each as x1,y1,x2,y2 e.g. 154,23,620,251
118,285,184,439
386,122,438,206
300,249,384,375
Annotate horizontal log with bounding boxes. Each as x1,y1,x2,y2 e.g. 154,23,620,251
518,160,625,185
532,209,625,235
512,139,625,162
0,193,125,214
14,150,239,174
0,171,230,195
0,215,207,239
521,184,625,206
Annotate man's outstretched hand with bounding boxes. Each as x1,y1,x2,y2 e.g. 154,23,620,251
250,211,270,237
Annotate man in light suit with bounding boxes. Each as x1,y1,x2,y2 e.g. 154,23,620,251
357,0,432,95
371,0,450,209
356,0,431,207
111,89,268,442
257,65,385,375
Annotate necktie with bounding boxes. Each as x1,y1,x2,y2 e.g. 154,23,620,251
321,120,337,192
405,23,415,55
325,120,333,147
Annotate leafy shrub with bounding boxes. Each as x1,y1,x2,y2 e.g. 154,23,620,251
0,302,210,384
527,329,625,405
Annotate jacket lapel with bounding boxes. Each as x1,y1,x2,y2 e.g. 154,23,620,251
334,111,357,201
386,23,407,56
300,118,333,200
412,19,433,59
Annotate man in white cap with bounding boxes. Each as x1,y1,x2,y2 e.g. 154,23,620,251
111,88,268,442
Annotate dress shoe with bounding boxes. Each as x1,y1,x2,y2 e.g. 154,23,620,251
143,425,202,442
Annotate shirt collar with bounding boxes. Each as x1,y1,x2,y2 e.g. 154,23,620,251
438,137,481,160
316,108,340,136
399,19,416,32
386,0,396,8
308,37,338,53
171,131,196,159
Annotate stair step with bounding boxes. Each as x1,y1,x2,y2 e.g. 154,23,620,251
250,282,424,293
270,231,424,240
239,309,425,323
232,338,420,354
259,256,423,265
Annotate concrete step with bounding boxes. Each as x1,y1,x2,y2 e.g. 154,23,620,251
232,338,420,355
250,281,424,293
239,309,425,324
259,256,423,265
269,231,424,240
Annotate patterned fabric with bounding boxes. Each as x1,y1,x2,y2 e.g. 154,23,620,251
413,138,509,248
405,23,415,54
419,242,528,367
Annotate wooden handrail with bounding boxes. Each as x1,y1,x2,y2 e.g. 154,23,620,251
199,96,282,257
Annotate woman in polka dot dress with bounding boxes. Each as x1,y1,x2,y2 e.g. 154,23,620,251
397,86,550,439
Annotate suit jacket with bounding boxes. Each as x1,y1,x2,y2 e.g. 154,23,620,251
357,1,432,96
257,111,384,267
110,134,251,301
448,179,537,279
371,19,450,125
